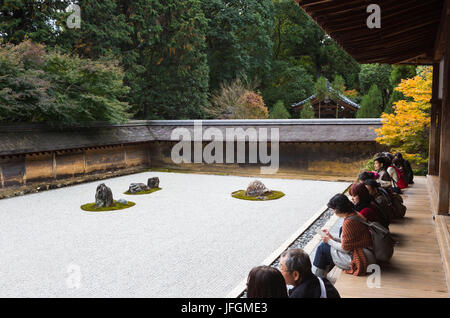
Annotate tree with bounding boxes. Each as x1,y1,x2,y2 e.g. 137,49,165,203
375,67,432,170
300,101,315,119
356,84,383,118
0,0,69,45
314,76,328,118
261,60,314,109
330,74,345,102
236,91,269,119
384,65,417,114
205,76,253,119
202,0,274,92
359,64,393,107
270,100,290,119
0,41,130,124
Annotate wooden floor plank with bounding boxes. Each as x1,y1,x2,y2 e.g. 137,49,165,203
334,176,449,298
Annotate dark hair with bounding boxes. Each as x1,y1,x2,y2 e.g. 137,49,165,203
349,182,371,204
374,156,387,170
392,157,404,168
327,193,354,213
246,266,288,298
280,249,312,280
364,179,380,189
359,171,375,182
394,152,403,159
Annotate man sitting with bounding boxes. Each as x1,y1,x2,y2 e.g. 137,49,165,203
279,248,340,298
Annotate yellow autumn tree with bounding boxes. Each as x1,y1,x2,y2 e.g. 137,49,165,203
375,66,432,170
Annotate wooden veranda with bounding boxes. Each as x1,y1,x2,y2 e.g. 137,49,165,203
295,0,450,296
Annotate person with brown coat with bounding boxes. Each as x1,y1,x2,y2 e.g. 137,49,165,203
312,194,376,278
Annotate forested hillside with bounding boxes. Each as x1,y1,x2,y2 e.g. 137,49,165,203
0,0,417,122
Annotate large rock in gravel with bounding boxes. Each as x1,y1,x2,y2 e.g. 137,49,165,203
95,183,113,207
129,183,149,193
147,177,160,189
245,180,270,197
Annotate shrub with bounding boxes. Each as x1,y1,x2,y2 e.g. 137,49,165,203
0,41,130,125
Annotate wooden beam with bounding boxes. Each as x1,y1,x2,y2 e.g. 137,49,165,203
437,1,450,215
429,63,441,176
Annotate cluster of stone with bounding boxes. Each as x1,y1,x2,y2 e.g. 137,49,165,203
95,183,113,207
245,180,270,198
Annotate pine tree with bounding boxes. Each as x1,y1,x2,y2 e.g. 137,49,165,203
270,100,291,119
300,101,315,119
357,84,383,118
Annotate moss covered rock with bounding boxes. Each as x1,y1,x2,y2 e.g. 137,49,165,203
81,200,135,212
231,190,285,201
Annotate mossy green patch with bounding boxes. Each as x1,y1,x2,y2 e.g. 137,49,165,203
81,200,136,212
123,187,162,195
231,190,285,201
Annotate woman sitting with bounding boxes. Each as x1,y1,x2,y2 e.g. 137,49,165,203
394,152,414,184
349,182,383,224
392,158,408,189
312,194,376,278
246,265,288,298
374,156,393,189
364,179,393,227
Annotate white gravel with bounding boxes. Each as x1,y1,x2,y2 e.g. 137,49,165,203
0,172,349,297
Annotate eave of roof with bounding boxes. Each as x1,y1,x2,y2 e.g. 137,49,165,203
295,0,444,64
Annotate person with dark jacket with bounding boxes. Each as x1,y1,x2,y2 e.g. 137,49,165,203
364,179,393,227
279,249,340,298
394,152,414,184
246,266,288,298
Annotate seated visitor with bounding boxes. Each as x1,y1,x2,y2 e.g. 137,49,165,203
246,265,288,298
392,158,408,189
349,182,383,224
394,152,414,184
279,249,340,298
312,194,376,277
374,156,393,189
364,179,392,227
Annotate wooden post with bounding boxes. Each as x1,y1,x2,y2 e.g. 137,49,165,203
437,10,450,215
429,63,441,175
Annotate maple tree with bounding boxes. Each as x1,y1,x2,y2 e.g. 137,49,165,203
375,66,432,170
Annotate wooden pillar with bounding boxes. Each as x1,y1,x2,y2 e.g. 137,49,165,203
437,11,450,215
429,63,441,175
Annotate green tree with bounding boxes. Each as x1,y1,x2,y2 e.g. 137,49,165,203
314,76,328,118
359,64,393,107
0,0,69,45
270,100,290,119
300,101,315,119
0,41,130,124
330,74,345,102
202,0,274,92
384,65,417,113
356,84,383,118
261,60,314,109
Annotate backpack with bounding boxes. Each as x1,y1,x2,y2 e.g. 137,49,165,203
378,187,396,221
349,215,395,263
390,192,407,218
392,166,407,189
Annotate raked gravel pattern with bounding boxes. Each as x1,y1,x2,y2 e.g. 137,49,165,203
0,171,350,297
